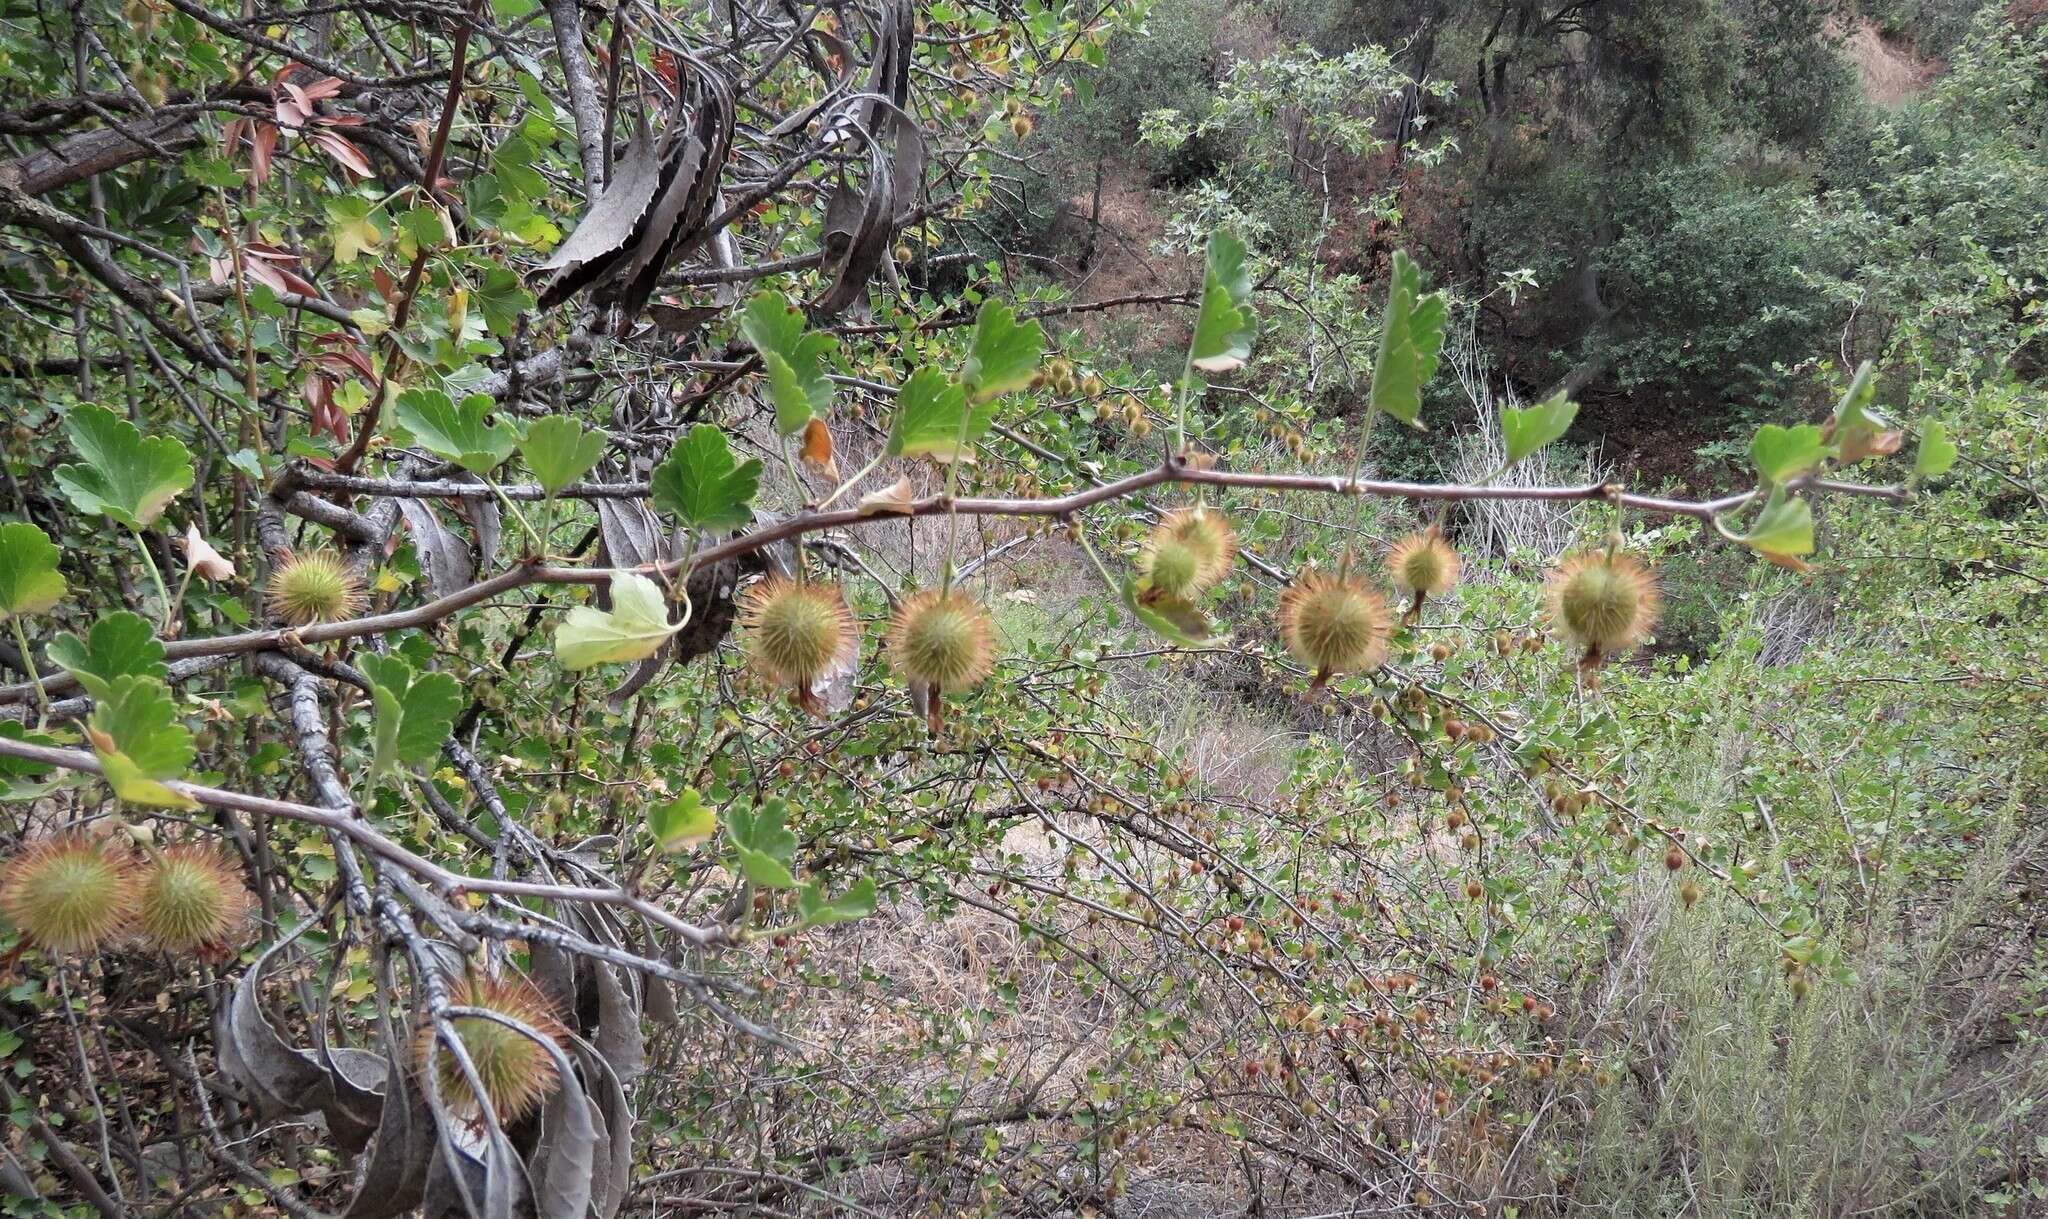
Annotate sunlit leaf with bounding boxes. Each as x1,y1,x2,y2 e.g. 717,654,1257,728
886,367,992,463
727,797,798,889
1188,231,1255,374
520,416,608,497
326,196,383,264
1369,250,1446,427
1500,392,1578,467
960,299,1044,403
650,424,762,532
739,291,835,435
1750,423,1834,485
797,875,876,926
0,523,66,619
359,653,462,777
1914,420,1957,478
47,612,165,701
53,405,194,528
554,571,682,670
393,388,516,474
1732,487,1815,570
86,675,198,809
648,787,717,853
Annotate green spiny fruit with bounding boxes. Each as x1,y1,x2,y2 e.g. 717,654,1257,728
0,835,137,954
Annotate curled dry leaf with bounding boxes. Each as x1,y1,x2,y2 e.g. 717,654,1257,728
856,475,917,516
182,523,237,582
799,417,839,480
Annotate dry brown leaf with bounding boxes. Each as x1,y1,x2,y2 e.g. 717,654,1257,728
800,417,839,480
181,523,237,582
856,476,917,515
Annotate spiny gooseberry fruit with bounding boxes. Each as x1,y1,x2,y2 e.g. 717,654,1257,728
1386,529,1461,617
1544,550,1660,668
887,589,997,729
1278,572,1390,687
133,844,252,953
1141,507,1236,597
266,550,365,626
737,577,858,713
419,975,568,1124
0,834,137,954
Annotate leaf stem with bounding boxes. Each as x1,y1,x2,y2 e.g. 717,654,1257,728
485,477,542,556
130,527,171,630
815,453,884,510
9,618,48,723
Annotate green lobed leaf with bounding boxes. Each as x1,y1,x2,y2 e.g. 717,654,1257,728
1188,231,1255,374
53,404,195,528
1750,423,1834,485
1732,486,1816,568
554,571,683,670
960,300,1045,404
1500,392,1579,467
0,522,67,619
797,875,876,927
520,416,608,497
0,721,58,799
886,367,993,463
648,787,718,853
393,388,517,474
1369,250,1447,427
650,425,762,532
86,675,198,809
738,292,835,435
1827,361,1901,463
474,265,533,337
358,653,463,776
1914,420,1957,478
47,612,165,702
727,797,798,889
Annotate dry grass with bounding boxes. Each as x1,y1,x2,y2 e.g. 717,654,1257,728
1840,18,1942,109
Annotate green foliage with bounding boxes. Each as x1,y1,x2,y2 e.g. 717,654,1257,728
726,798,797,890
960,300,1045,403
796,876,875,928
886,366,990,463
738,291,835,436
53,405,194,528
47,612,166,700
519,416,607,496
1188,231,1256,374
1500,393,1580,469
649,425,762,532
554,571,683,670
394,388,518,475
0,523,66,619
1368,250,1445,427
1749,423,1834,485
647,788,717,853
359,653,462,776
1727,486,1816,566
86,676,197,810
